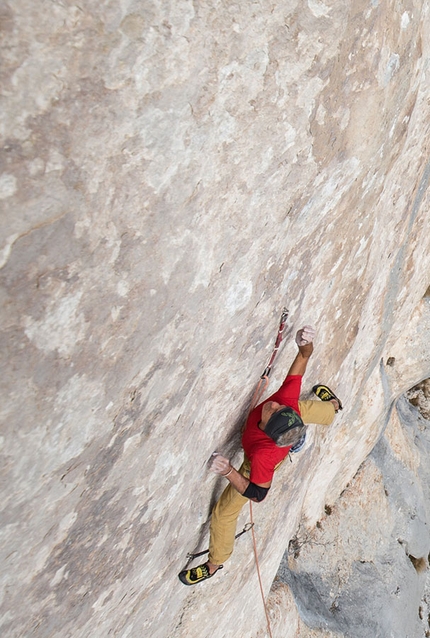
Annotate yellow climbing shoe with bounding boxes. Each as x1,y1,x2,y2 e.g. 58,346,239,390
312,384,343,411
178,562,222,586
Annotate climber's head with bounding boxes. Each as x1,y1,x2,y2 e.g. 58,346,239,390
260,402,305,448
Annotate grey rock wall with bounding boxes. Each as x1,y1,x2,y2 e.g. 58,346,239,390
275,394,430,638
1,0,430,637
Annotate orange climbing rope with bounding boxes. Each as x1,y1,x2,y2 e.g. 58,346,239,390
250,501,274,638
246,307,289,638
247,374,269,418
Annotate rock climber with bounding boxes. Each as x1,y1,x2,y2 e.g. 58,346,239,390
178,325,342,585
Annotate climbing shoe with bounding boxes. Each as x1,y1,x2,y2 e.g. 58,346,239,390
178,563,223,586
312,384,343,411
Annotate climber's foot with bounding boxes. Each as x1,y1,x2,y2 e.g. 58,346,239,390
312,384,343,412
178,562,223,586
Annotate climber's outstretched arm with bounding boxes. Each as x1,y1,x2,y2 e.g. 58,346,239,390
287,325,315,376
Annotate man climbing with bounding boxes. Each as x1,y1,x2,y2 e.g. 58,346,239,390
178,325,342,586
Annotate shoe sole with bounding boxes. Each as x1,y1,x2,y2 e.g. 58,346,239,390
178,565,223,585
312,384,343,410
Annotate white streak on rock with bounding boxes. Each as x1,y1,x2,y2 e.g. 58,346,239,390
401,12,410,29
0,233,19,269
0,173,17,199
117,280,129,297
226,278,253,315
308,0,330,18
45,150,66,173
23,291,87,355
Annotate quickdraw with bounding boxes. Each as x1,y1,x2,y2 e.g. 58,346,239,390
248,307,289,415
260,307,289,379
186,523,254,561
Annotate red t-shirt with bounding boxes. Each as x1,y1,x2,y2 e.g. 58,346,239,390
241,375,302,484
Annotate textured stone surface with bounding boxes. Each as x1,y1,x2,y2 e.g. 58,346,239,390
275,394,430,638
1,0,430,637
408,378,430,419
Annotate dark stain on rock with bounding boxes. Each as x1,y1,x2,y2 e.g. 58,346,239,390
408,554,427,574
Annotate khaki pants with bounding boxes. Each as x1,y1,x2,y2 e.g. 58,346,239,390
208,399,335,565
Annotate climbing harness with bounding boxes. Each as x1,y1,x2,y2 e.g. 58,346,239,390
185,523,254,561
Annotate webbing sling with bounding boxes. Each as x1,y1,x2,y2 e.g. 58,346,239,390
247,307,289,417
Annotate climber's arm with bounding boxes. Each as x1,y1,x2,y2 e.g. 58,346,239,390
210,454,271,502
286,326,315,376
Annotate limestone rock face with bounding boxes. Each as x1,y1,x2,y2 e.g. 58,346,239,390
275,395,430,638
1,0,430,637
408,378,430,419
